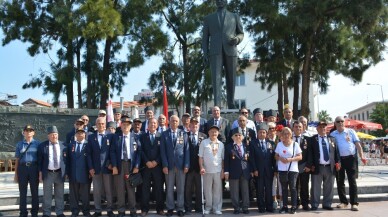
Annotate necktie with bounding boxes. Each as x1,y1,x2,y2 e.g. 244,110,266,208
172,132,176,145
76,142,81,153
261,141,265,151
295,136,300,143
99,134,104,148
150,134,155,144
123,136,128,161
53,143,58,169
321,136,329,162
192,134,197,145
215,119,218,126
237,145,242,158
242,129,246,137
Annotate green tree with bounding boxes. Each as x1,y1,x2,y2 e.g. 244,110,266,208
317,110,333,123
234,0,387,117
369,103,388,137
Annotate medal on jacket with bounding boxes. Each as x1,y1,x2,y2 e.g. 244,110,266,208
267,142,272,153
245,151,249,161
107,139,110,146
211,142,219,156
303,138,307,150
133,141,137,151
246,135,251,145
232,151,235,159
177,132,184,145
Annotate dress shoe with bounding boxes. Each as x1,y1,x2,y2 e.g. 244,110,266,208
107,211,115,217
351,205,359,211
279,207,288,214
71,214,77,217
117,212,125,217
214,211,222,215
323,206,333,210
141,211,148,216
130,213,138,217
266,208,274,213
58,215,66,217
336,203,348,208
184,210,191,215
311,207,318,211
166,210,173,217
92,212,102,217
157,210,165,216
233,210,240,214
204,210,210,215
303,205,311,211
242,210,249,214
177,210,184,217
42,215,50,217
290,207,297,214
258,209,265,213
83,212,92,217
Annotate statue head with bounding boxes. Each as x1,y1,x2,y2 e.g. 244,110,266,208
216,0,227,9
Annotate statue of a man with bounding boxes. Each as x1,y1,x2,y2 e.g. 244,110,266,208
202,0,244,109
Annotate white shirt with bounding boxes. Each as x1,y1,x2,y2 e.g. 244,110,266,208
97,131,105,148
198,138,224,173
319,136,330,165
122,133,131,160
48,142,61,170
275,141,302,172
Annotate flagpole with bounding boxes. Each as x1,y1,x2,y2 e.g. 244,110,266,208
106,83,114,122
161,70,169,124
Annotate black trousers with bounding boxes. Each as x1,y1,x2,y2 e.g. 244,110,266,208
184,170,202,212
69,181,90,215
255,175,274,211
18,164,39,217
336,155,358,205
141,165,164,212
296,171,310,207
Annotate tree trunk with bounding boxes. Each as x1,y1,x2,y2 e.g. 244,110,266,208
277,76,284,120
292,68,300,119
282,72,289,105
65,40,74,108
182,44,191,113
100,37,113,109
76,38,83,108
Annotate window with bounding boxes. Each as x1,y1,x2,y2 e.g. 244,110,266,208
362,112,365,121
234,99,246,109
235,72,245,86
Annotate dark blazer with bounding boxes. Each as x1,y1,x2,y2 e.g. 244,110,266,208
277,119,295,128
295,135,310,165
224,142,251,180
88,132,114,174
139,131,162,167
202,10,244,57
38,140,67,180
141,120,148,132
110,133,141,173
207,117,230,143
66,141,92,184
160,128,190,170
65,129,76,145
187,132,207,173
307,135,339,175
249,139,276,177
227,127,256,146
197,117,208,134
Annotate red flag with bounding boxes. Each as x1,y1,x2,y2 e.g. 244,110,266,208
106,96,114,122
162,76,169,123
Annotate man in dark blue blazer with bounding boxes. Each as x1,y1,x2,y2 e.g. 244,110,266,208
191,106,207,134
110,116,141,217
160,115,190,217
249,124,276,213
224,127,251,214
38,126,67,217
65,118,85,145
277,106,295,128
139,118,165,216
141,107,154,133
88,117,115,217
67,128,92,217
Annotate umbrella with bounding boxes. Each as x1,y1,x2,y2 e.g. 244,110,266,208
356,132,376,140
327,118,383,131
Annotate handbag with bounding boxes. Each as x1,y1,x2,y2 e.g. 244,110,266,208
128,172,143,187
279,142,295,183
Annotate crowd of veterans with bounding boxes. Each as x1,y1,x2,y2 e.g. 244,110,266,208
14,105,367,217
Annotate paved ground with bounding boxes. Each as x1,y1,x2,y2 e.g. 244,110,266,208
0,158,387,216
1,201,388,217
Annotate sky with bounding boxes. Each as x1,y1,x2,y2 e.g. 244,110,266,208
0,32,387,120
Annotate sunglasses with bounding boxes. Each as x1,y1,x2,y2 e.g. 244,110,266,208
336,120,344,123
268,128,275,130
241,112,248,114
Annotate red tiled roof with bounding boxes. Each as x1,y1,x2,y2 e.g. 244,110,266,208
21,98,52,107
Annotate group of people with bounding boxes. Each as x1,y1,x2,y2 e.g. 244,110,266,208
14,105,367,217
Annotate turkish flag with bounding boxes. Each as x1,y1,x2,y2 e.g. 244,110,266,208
162,78,169,124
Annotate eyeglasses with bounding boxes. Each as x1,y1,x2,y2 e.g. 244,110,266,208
336,120,344,123
268,128,275,130
241,112,248,114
